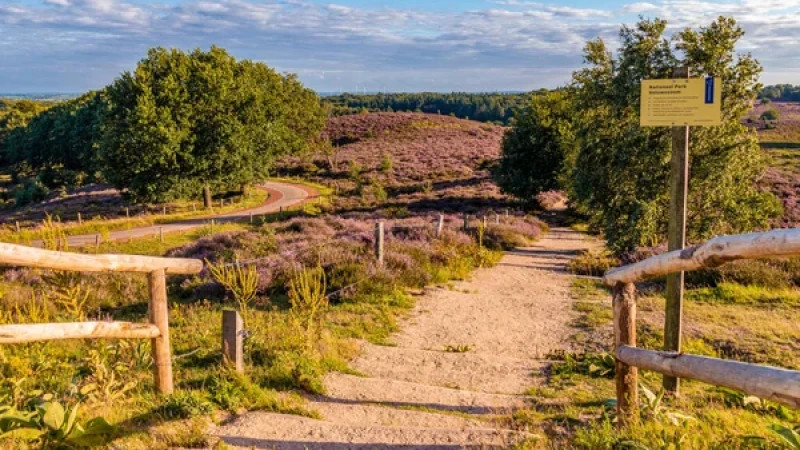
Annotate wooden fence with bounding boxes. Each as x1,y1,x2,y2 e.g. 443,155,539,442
602,228,800,425
0,242,203,395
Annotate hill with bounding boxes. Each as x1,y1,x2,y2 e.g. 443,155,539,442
279,112,511,212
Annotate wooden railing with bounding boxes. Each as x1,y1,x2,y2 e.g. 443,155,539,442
0,242,203,395
602,228,800,425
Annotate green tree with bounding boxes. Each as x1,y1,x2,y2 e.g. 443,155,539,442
493,90,575,202
760,109,780,121
101,46,325,203
569,17,780,253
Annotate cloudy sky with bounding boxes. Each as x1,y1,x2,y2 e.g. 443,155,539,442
1,0,799,94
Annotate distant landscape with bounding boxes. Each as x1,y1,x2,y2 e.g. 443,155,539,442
1,13,800,450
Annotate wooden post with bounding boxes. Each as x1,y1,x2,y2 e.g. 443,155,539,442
15,221,20,233
436,214,444,237
210,219,215,234
162,206,166,216
203,185,212,209
463,214,469,231
222,310,244,373
220,198,224,208
613,282,638,427
159,227,164,243
664,65,690,395
375,222,384,267
95,234,100,252
192,203,196,213
148,269,173,395
483,216,487,228
249,212,253,224
77,212,82,225
125,207,130,218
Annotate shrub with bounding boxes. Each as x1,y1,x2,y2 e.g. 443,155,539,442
567,249,620,277
155,391,213,420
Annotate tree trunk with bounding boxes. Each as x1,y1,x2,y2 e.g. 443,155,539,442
203,185,212,209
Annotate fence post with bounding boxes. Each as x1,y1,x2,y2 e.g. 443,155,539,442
77,212,82,225
125,207,130,218
375,222,384,267
192,203,196,213
463,214,469,231
483,216,487,229
436,214,444,237
249,212,253,224
159,227,164,243
613,282,638,427
222,310,244,373
15,221,20,233
162,206,166,216
148,269,173,395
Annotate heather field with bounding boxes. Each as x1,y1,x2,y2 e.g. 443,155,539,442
279,112,511,213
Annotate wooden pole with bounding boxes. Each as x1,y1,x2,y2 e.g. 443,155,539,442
616,346,800,409
249,212,253,224
162,206,166,216
15,221,20,233
148,269,173,395
613,282,638,427
77,212,82,225
222,310,244,373
159,227,164,243
664,65,690,395
436,214,444,237
210,219,215,234
192,203,196,213
125,207,130,218
375,222,384,267
0,321,160,343
463,214,469,231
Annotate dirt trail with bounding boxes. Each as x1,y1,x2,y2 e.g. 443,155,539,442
49,181,315,247
215,225,599,449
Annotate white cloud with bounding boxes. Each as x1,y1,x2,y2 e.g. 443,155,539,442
0,0,799,92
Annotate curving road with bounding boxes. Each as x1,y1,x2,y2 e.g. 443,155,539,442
58,181,316,247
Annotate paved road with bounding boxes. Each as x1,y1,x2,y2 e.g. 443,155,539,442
60,181,315,247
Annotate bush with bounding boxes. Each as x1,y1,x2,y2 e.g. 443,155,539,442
567,249,620,277
13,179,49,206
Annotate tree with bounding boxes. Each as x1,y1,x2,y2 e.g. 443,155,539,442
760,109,780,122
568,17,780,253
493,90,575,202
101,46,326,203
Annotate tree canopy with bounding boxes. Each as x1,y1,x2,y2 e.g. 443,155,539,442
494,16,781,253
1,46,326,204
102,46,326,201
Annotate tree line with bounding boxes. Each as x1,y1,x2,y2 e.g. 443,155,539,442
758,84,800,102
323,92,536,124
0,46,326,205
494,17,781,254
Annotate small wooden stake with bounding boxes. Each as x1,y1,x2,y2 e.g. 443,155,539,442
162,206,166,216
249,212,253,224
375,222,384,267
664,65,690,395
148,269,173,395
436,214,444,237
15,221,20,233
210,219,215,234
463,214,469,231
192,203,196,213
159,227,164,243
125,207,130,218
222,310,244,373
613,282,638,427
77,212,82,225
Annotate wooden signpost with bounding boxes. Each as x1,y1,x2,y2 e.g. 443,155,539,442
640,67,721,395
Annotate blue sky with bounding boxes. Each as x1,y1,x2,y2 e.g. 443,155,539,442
2,0,800,93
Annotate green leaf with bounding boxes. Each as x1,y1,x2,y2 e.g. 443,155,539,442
82,417,115,435
63,402,80,435
771,424,800,450
0,427,46,441
40,401,65,431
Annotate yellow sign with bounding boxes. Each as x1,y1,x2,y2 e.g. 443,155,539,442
640,77,721,127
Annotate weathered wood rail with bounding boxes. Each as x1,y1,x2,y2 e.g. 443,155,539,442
602,228,800,425
0,242,203,395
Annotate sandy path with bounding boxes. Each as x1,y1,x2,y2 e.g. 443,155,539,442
216,225,598,449
47,181,315,247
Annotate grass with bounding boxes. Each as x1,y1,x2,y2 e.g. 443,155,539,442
0,198,536,448
517,274,800,448
1,188,268,245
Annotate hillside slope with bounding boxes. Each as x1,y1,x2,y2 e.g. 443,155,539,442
279,112,509,213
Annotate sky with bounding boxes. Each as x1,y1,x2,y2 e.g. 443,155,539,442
1,0,799,93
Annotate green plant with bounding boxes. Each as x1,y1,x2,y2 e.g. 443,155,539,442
155,392,213,420
770,424,800,449
380,153,393,173
639,383,695,425
206,259,259,315
444,345,471,353
42,273,91,321
78,346,137,405
40,214,69,251
0,397,114,447
288,264,328,349
551,352,616,379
